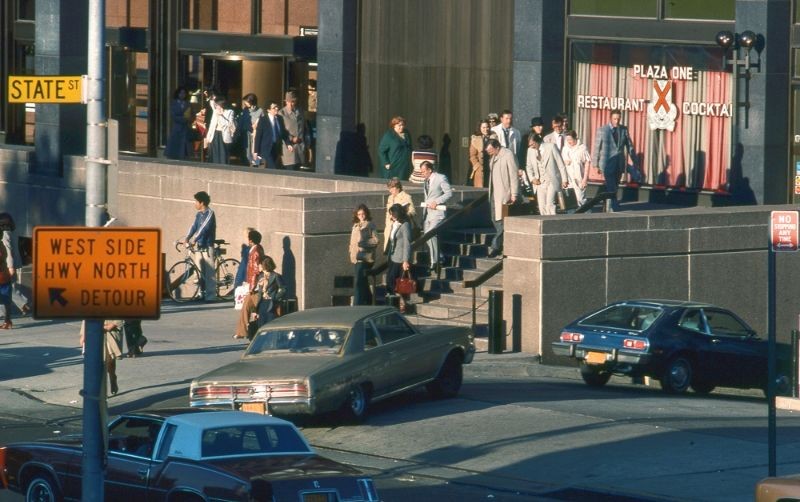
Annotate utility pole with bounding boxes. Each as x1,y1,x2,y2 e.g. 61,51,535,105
82,0,107,500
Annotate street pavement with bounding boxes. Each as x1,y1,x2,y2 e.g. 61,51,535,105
0,301,797,501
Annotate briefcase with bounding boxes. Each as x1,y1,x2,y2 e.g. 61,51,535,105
557,188,578,211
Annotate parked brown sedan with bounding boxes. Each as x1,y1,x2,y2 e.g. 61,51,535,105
190,306,476,421
0,409,379,501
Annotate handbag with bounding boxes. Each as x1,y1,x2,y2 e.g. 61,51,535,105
394,270,417,295
557,188,579,211
234,283,249,310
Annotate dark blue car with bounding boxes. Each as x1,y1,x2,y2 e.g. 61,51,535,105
551,299,789,395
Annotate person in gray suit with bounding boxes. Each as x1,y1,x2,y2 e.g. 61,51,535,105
526,134,568,215
385,204,413,312
591,109,636,212
486,138,519,258
420,161,453,272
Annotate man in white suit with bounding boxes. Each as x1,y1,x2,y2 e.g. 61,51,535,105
486,139,519,258
420,161,453,272
543,115,566,152
526,134,569,215
491,109,521,160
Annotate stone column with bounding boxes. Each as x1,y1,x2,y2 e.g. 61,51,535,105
512,0,565,135
315,0,357,174
733,0,790,204
34,0,88,175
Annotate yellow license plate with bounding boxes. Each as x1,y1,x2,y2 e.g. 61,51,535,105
302,493,334,502
585,351,607,365
240,402,266,414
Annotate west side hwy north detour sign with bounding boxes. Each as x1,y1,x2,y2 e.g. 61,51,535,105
33,227,162,320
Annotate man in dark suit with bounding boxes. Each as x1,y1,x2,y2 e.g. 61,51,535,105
591,109,636,212
254,101,291,169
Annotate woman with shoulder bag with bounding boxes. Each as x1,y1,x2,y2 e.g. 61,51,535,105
385,204,414,313
350,204,378,305
249,256,286,339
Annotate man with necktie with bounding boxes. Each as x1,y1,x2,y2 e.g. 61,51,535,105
420,161,453,274
491,109,521,160
254,100,292,169
591,109,636,212
544,115,566,152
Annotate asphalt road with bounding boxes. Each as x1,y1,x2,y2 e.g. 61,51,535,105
1,301,799,501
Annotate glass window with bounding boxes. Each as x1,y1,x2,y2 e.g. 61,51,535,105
108,417,163,458
247,328,346,354
363,322,379,350
570,0,657,18
703,309,752,337
17,0,35,20
663,0,734,20
678,310,706,332
371,313,416,344
155,424,177,460
201,425,311,457
579,305,663,332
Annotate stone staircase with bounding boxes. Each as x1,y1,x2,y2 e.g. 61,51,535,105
403,227,501,337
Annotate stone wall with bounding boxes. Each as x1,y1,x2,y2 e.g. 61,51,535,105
503,207,800,363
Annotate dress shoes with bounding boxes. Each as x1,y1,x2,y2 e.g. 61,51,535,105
0,321,12,330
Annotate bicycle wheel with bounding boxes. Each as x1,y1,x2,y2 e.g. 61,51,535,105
167,260,201,302
216,258,240,300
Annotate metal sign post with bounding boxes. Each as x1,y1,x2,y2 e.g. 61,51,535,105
768,210,799,476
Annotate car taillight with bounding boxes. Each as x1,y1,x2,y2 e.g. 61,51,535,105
191,386,233,399
623,339,648,350
358,478,380,501
560,331,583,342
269,383,308,397
0,447,7,489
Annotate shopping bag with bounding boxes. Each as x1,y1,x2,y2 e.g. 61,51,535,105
234,284,249,310
394,270,417,295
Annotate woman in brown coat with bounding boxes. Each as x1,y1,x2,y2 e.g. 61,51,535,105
468,119,496,188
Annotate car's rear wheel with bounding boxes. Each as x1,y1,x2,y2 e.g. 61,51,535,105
427,353,463,398
661,356,692,394
340,384,369,423
580,363,612,387
26,473,61,502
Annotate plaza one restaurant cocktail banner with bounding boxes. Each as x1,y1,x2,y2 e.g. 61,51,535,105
570,42,732,192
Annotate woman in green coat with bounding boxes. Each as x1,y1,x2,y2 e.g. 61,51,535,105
378,116,412,180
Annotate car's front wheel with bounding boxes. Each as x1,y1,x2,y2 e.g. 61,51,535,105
427,353,463,398
661,356,692,394
340,384,370,423
26,473,61,502
580,363,612,387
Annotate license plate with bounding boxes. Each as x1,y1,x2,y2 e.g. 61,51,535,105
585,351,607,365
302,493,336,502
240,402,266,414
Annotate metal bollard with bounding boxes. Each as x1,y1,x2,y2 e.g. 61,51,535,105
488,290,503,354
283,298,298,315
511,294,522,353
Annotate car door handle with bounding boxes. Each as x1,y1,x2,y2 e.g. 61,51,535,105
137,469,148,480
710,338,721,343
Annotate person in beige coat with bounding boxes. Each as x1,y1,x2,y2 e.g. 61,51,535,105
468,119,496,188
383,178,416,252
486,138,519,257
349,204,378,305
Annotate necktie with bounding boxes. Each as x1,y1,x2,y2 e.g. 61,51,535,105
503,128,510,147
612,127,619,144
558,134,563,150
272,117,278,142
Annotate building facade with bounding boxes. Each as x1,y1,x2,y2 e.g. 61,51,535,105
1,0,798,204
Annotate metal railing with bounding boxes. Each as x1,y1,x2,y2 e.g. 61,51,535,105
462,259,503,329
367,192,489,301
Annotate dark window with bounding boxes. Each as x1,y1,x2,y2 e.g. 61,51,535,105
363,322,380,350
678,309,706,333
17,0,35,20
108,417,163,458
703,310,751,337
570,0,657,18
155,424,177,460
201,425,311,457
663,0,734,20
371,313,416,344
579,305,662,332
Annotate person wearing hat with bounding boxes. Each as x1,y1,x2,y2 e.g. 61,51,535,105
487,113,499,129
278,90,307,170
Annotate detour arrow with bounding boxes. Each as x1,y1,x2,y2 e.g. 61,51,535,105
49,288,68,307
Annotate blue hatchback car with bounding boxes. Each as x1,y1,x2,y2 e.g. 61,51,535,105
551,299,789,395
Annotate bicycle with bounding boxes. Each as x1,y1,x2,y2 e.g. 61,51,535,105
166,240,240,302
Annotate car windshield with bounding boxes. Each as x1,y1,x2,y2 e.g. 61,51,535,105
579,305,663,332
201,424,312,457
246,328,347,355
